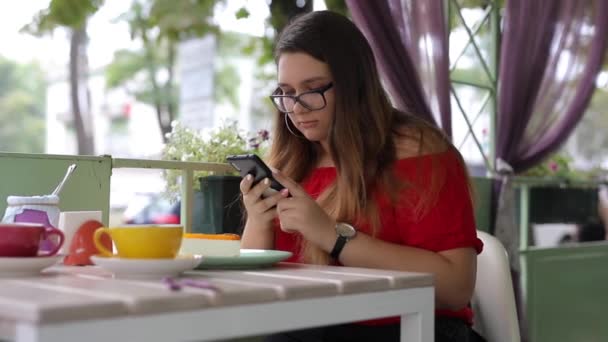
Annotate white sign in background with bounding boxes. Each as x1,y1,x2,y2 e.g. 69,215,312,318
178,36,216,132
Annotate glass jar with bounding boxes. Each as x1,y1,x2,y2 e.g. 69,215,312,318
2,195,61,253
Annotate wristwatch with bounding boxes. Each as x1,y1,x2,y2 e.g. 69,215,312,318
329,222,357,260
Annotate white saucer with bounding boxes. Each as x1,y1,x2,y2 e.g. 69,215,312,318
194,249,293,270
0,255,63,277
91,255,203,279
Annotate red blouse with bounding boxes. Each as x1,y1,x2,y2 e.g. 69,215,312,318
274,149,484,325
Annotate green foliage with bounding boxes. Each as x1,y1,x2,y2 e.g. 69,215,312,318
105,45,179,112
22,0,104,34
523,153,575,179
217,31,254,57
216,31,276,124
106,0,226,139
161,121,270,199
235,7,250,19
149,0,221,40
214,31,268,109
570,86,608,164
22,0,102,155
106,30,246,117
449,0,498,90
521,152,604,182
324,0,349,16
104,50,146,89
236,0,347,69
232,0,317,120
214,62,240,109
117,0,221,42
237,0,314,69
0,57,46,153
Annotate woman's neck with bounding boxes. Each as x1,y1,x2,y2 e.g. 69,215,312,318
316,157,334,168
316,152,334,168
320,139,330,155
316,142,334,168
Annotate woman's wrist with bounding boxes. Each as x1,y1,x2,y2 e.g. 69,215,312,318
244,219,274,233
241,219,275,250
306,218,337,253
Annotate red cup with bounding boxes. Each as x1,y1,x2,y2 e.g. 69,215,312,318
0,223,65,257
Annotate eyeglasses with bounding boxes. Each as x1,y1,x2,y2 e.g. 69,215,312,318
269,83,333,114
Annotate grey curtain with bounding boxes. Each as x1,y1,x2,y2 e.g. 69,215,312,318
346,0,452,136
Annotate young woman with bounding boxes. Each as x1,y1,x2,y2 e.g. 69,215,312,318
240,10,485,342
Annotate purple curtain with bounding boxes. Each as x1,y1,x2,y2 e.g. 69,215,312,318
493,2,608,340
346,0,452,137
497,0,608,172
494,0,608,267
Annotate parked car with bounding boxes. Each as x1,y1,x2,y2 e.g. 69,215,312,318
122,191,243,234
122,193,180,225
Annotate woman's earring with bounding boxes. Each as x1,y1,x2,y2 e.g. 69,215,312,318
284,113,305,138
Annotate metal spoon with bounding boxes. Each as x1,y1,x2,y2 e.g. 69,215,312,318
51,164,77,196
162,277,220,292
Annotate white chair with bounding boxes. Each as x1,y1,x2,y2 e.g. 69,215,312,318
472,230,521,342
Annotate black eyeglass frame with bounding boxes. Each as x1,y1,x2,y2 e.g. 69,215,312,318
269,83,334,114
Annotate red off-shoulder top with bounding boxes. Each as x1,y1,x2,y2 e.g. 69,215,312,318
274,149,484,325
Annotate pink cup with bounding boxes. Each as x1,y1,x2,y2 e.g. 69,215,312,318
0,223,65,257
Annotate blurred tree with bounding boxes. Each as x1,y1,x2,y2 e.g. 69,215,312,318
22,0,104,155
234,0,315,129
269,0,313,33
105,0,223,142
0,57,46,153
568,86,608,165
215,32,252,109
237,0,314,70
324,0,348,16
239,0,346,64
260,0,313,65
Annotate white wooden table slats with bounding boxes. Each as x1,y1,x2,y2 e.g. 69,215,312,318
0,262,434,342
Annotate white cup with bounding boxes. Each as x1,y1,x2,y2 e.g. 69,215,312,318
58,211,102,254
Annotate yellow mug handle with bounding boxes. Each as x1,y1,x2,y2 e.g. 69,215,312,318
93,227,114,257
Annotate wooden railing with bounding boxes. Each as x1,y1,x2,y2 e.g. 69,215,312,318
112,158,233,231
0,152,233,231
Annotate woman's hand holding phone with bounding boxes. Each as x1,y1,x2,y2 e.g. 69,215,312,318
226,154,285,197
272,170,336,246
240,174,289,232
228,154,289,231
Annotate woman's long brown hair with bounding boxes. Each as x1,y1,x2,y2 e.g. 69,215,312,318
268,11,458,264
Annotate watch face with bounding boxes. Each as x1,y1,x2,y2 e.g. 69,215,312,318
336,223,356,238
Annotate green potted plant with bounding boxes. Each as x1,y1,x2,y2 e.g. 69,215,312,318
162,121,269,234
520,153,600,224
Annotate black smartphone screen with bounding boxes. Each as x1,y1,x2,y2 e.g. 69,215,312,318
226,154,285,195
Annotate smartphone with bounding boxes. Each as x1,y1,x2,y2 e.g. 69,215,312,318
226,154,285,198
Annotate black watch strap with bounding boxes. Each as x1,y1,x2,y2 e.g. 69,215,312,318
330,235,348,259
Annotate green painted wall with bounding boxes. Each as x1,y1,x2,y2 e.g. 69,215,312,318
471,176,492,232
522,243,608,342
0,153,112,225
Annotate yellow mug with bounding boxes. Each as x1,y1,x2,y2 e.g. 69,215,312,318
93,225,183,259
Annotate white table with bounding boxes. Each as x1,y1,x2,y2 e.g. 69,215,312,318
0,262,434,342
